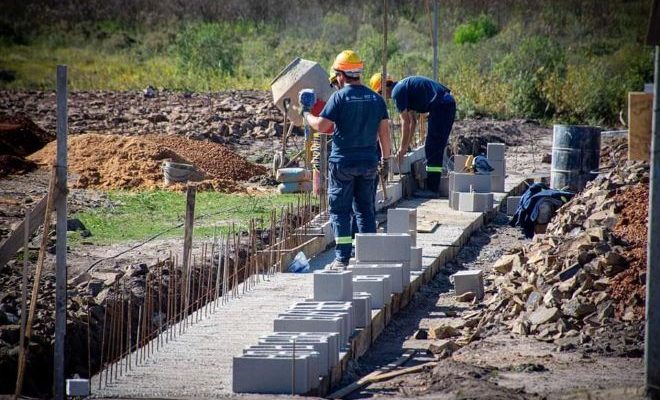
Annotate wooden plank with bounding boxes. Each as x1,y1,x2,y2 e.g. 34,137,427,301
628,92,653,161
417,220,439,233
0,193,52,267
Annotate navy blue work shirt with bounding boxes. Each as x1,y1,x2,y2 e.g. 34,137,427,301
320,84,389,165
391,76,451,113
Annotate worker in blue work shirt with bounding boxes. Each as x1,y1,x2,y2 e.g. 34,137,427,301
301,50,392,269
370,74,456,194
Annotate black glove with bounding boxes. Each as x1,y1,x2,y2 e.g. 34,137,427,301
379,157,390,179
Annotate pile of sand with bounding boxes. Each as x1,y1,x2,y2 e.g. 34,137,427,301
29,134,266,191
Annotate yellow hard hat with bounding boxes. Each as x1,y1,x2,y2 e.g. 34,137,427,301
332,50,364,78
369,72,394,93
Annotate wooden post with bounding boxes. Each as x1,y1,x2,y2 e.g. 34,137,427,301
181,185,196,328
646,44,660,399
54,64,68,400
14,210,29,399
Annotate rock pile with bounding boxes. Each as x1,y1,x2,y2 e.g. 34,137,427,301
470,160,648,353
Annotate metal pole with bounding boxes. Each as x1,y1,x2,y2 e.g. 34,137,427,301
646,44,660,399
54,64,68,400
432,0,439,81
381,0,388,100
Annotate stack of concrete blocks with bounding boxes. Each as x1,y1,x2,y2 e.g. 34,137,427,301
352,275,392,309
387,208,423,272
353,233,411,294
449,171,493,212
352,292,373,328
258,332,340,373
233,353,318,394
487,143,506,192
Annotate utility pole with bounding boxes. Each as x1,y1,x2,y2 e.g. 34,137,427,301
432,0,439,81
54,64,68,400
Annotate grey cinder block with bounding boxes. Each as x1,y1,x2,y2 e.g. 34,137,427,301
273,315,345,344
452,155,469,172
313,270,353,302
349,263,405,293
450,269,484,300
451,173,492,193
355,233,411,264
488,159,506,176
260,332,339,366
66,379,90,397
352,292,372,328
278,311,350,344
491,175,505,193
256,339,333,375
387,208,417,234
506,196,522,216
458,192,494,212
243,346,321,387
487,143,505,161
352,275,392,309
410,246,423,271
233,353,314,394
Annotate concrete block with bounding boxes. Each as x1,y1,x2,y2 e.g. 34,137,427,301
233,353,313,394
408,229,417,247
313,270,353,301
279,311,350,343
66,379,90,397
506,196,521,216
451,173,492,193
260,332,339,366
289,302,354,331
244,345,321,387
352,292,372,328
387,208,417,234
487,143,505,161
350,263,405,293
458,192,494,212
488,159,506,176
450,190,460,210
450,269,485,300
352,275,392,309
410,246,423,271
257,339,333,375
438,175,449,198
491,174,505,193
355,233,411,263
452,155,469,172
273,316,345,344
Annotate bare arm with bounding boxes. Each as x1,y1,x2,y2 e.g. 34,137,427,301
303,113,334,134
397,111,415,163
378,119,391,159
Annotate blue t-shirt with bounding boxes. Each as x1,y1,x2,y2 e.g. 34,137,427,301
320,84,389,165
391,76,451,113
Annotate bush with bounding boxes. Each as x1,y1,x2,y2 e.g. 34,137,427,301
173,23,240,75
454,14,498,45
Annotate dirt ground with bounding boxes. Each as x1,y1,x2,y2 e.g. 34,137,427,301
343,213,644,399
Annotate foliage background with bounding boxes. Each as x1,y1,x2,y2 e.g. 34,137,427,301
0,0,653,125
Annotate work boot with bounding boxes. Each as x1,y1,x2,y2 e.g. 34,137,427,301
325,259,349,271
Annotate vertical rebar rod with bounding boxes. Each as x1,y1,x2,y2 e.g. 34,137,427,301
119,283,125,377
127,291,132,371
135,305,142,367
98,302,108,390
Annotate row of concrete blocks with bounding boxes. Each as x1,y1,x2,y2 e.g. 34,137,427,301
233,233,425,394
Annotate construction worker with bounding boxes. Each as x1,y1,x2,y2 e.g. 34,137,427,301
370,74,456,194
301,50,392,269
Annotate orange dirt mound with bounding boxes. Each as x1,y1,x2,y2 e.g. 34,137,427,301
28,134,265,191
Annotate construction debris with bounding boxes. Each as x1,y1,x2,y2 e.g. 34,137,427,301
469,158,648,352
0,114,54,177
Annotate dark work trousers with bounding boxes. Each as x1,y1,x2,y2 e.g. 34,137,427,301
329,162,378,263
425,96,456,192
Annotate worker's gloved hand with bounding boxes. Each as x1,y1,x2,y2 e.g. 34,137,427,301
298,89,316,114
379,157,390,180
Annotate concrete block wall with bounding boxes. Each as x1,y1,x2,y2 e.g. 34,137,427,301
352,292,372,328
313,270,353,301
352,275,391,309
458,192,494,212
233,353,314,394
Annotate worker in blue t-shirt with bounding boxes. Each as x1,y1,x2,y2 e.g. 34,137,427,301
301,50,392,269
370,74,456,194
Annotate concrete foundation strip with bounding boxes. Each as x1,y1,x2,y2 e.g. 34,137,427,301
327,349,416,399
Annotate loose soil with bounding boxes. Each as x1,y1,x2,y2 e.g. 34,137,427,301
28,133,265,190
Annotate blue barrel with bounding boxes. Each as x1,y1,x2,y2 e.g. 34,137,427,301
550,125,601,192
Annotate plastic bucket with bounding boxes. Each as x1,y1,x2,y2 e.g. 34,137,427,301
162,160,196,185
550,125,601,192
